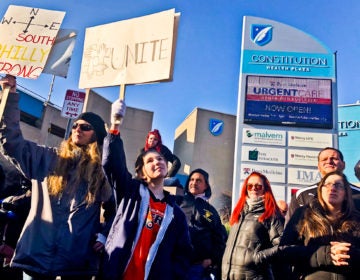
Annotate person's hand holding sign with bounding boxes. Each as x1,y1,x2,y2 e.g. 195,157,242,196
0,74,17,93
109,99,126,135
0,74,17,120
111,98,126,124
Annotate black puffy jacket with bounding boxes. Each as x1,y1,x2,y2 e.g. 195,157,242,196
222,200,284,280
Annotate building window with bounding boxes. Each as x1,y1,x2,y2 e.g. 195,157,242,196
20,111,41,128
48,124,65,138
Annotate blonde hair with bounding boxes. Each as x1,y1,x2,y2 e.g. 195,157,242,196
48,137,108,204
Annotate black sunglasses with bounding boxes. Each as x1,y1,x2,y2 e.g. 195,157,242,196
72,123,94,131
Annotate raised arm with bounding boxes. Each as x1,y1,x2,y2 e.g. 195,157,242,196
0,75,57,179
160,145,181,177
102,99,134,203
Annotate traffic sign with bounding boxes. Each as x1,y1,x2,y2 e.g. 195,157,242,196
61,90,86,119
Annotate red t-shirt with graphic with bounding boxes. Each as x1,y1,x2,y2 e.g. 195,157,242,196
123,196,166,280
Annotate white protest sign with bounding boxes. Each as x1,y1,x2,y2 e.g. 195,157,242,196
61,90,86,119
0,5,65,79
43,29,77,78
79,9,179,88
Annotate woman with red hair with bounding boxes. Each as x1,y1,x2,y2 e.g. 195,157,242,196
222,171,284,280
142,129,181,177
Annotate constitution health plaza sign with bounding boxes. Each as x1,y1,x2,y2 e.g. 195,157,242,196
232,16,337,205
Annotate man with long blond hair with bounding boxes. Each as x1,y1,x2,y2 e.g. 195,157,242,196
0,75,120,280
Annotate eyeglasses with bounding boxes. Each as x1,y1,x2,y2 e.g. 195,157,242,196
72,123,94,131
322,182,345,190
246,183,263,191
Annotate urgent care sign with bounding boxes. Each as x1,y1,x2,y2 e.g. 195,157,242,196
61,90,85,119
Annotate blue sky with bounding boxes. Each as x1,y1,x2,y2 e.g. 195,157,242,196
0,0,359,147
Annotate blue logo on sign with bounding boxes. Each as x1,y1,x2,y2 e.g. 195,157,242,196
209,119,224,136
251,24,273,46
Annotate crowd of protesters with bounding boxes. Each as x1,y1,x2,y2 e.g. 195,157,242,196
1,75,360,279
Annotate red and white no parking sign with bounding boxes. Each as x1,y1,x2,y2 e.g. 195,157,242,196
61,90,86,119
